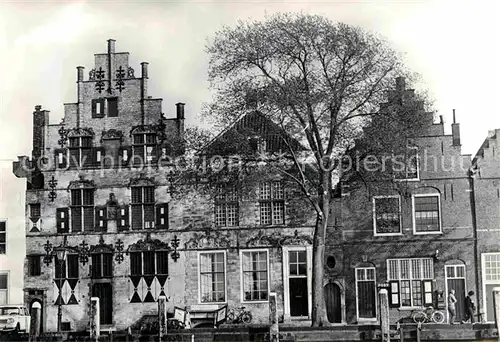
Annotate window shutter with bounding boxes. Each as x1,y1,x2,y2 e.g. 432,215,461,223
92,99,105,118
56,208,69,233
117,205,129,231
120,147,132,167
422,280,434,306
155,203,168,229
107,98,118,117
389,281,400,308
54,149,67,169
95,207,107,232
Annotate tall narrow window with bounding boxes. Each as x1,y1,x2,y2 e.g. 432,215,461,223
131,186,155,230
68,136,92,167
28,256,41,276
259,181,285,225
199,252,226,303
355,267,377,319
91,253,113,279
0,221,5,254
373,196,401,235
214,185,239,227
241,251,269,301
55,254,79,279
132,133,157,164
70,189,95,232
413,194,441,234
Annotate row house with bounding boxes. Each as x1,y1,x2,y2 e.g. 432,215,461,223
12,40,318,333
329,78,477,324
471,128,500,323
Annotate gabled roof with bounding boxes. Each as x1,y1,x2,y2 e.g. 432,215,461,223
200,111,306,156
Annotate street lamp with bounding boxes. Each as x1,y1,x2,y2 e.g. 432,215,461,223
53,246,67,333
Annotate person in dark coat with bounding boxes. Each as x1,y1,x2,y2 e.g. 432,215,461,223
462,291,476,324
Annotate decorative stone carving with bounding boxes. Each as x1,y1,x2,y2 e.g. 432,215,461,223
115,66,125,92
89,69,96,81
127,233,171,253
67,178,96,190
128,174,156,188
127,66,135,78
89,235,114,254
280,229,313,246
184,229,231,250
68,127,95,137
246,230,283,247
101,129,124,142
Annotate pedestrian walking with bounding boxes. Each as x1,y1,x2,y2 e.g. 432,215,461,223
462,291,476,324
448,289,457,324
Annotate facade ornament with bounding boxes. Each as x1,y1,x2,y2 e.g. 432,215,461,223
101,129,124,142
58,126,69,148
246,230,283,247
127,66,135,78
79,241,89,265
115,66,126,92
95,67,106,93
67,178,96,191
68,127,95,138
89,235,114,254
128,174,156,188
115,239,124,264
280,229,313,246
126,233,171,253
88,68,96,81
48,176,58,202
184,229,231,250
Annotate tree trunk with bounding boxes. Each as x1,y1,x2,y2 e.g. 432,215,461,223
311,169,331,327
311,215,330,326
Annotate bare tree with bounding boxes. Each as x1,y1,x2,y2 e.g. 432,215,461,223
204,12,430,326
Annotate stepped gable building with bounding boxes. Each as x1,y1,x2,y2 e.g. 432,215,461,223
471,128,500,323
12,39,319,333
329,79,476,324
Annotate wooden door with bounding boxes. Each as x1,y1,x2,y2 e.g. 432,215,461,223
92,283,112,325
289,278,308,317
447,278,466,321
324,283,341,323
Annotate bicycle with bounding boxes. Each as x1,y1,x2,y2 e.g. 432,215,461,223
411,305,445,324
227,306,252,324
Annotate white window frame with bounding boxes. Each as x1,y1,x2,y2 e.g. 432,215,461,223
0,271,9,305
373,195,402,236
412,193,442,235
387,258,434,309
239,249,270,303
354,267,377,322
394,144,420,182
444,263,466,324
481,252,500,322
282,246,313,320
197,250,227,304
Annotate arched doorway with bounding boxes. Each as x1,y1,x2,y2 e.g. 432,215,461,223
324,283,341,323
30,300,42,335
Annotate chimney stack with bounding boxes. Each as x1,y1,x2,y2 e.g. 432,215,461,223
141,62,149,79
32,105,49,161
77,66,84,82
176,103,185,120
451,109,461,146
107,39,116,54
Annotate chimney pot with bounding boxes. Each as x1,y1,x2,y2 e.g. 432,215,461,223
453,109,456,124
439,115,443,124
176,103,185,120
107,39,116,54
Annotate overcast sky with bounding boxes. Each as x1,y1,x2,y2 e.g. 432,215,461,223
0,0,499,162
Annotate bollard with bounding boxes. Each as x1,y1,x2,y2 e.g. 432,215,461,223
90,297,100,341
379,289,390,342
269,292,279,342
158,295,168,342
416,322,422,342
493,287,500,341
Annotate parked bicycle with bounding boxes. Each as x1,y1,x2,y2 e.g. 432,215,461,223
412,305,445,324
227,306,252,324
